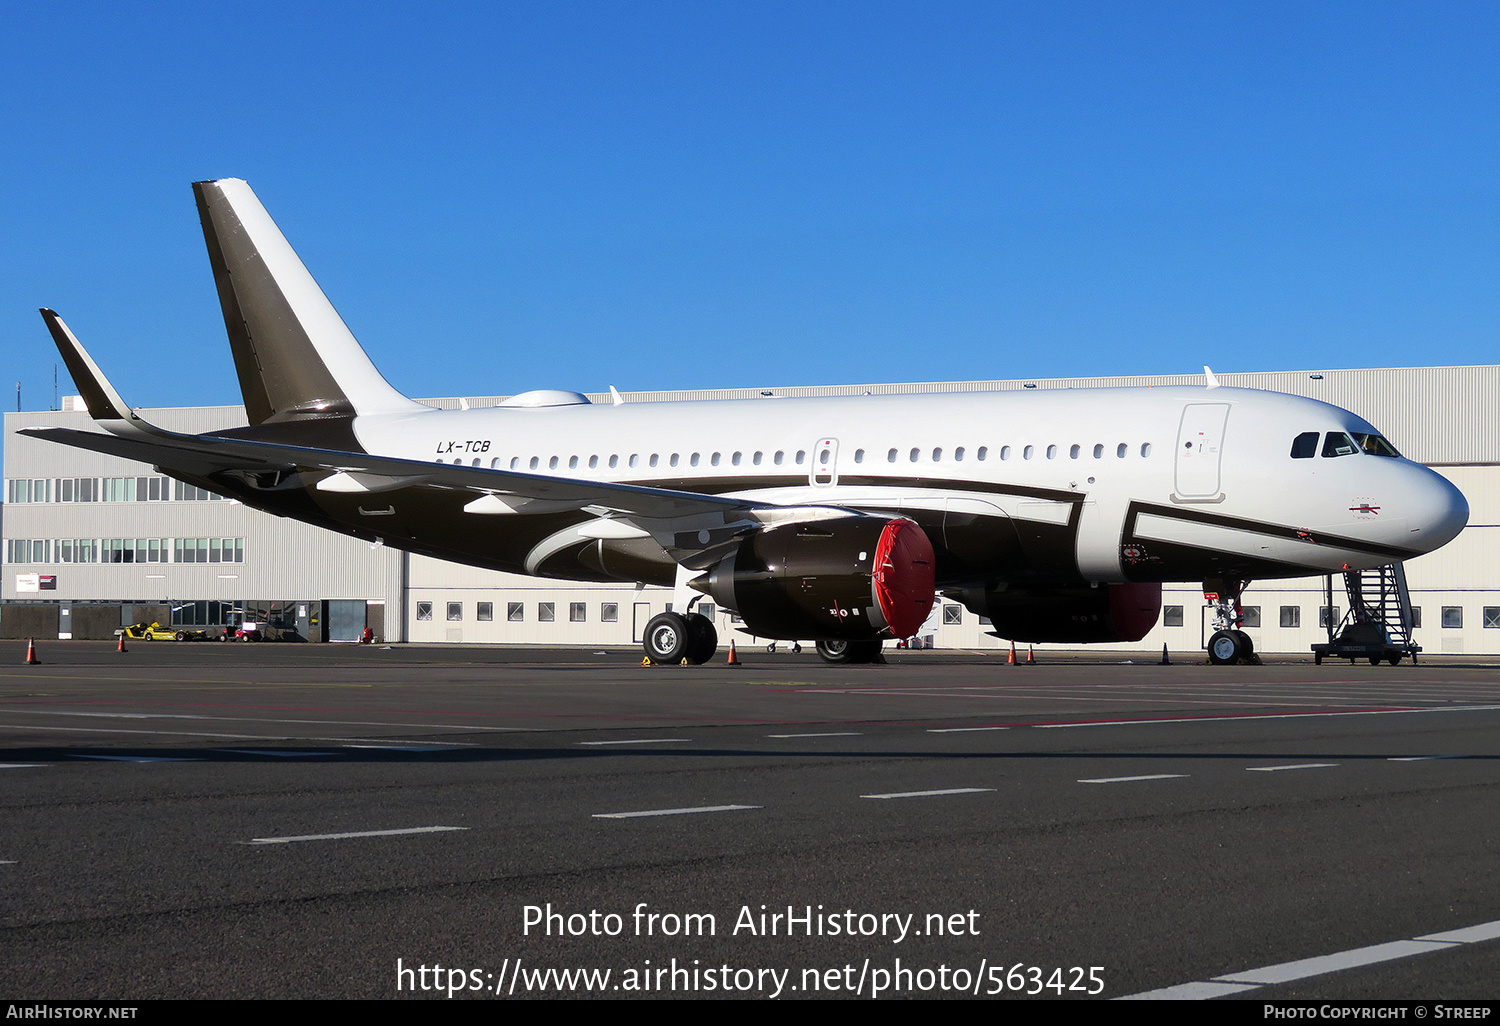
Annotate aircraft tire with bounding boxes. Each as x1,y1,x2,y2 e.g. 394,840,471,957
815,638,882,665
1207,629,1246,665
685,613,717,665
643,612,691,664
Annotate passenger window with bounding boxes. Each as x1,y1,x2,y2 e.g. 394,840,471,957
1140,443,1152,457
910,448,920,462
1116,443,1126,458
588,455,598,469
1024,445,1034,460
977,446,988,460
1093,444,1103,459
775,451,785,465
796,450,806,464
753,452,763,465
1069,444,1080,459
649,454,659,467
853,449,864,464
954,447,965,461
1290,432,1319,459
690,453,700,467
932,448,942,462
529,457,540,470
609,455,619,469
568,456,579,469
711,453,721,466
887,449,898,463
1046,445,1057,459
1322,433,1359,458
670,454,680,467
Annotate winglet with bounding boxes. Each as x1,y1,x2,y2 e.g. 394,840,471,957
38,310,160,438
1203,365,1221,389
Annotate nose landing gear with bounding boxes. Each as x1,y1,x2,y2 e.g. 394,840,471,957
1204,578,1261,665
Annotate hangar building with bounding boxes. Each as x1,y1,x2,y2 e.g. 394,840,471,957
4,365,1496,656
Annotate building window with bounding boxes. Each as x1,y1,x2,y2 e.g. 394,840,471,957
539,602,555,622
943,604,962,625
477,602,493,622
507,602,524,622
1241,606,1261,628
447,602,462,621
416,602,432,621
698,603,715,620
1280,606,1301,628
570,602,586,622
1410,606,1422,629
601,603,618,622
1163,605,1183,627
1319,606,1340,628
1485,608,1500,629
1442,606,1463,629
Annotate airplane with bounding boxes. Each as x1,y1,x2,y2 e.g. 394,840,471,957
24,179,1470,666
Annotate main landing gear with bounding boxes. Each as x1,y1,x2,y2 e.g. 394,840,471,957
814,639,884,665
642,611,717,665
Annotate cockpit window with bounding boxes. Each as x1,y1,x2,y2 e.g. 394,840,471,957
1322,432,1360,458
1353,433,1401,458
1290,432,1319,459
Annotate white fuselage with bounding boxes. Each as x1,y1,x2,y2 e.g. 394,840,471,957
352,384,1468,586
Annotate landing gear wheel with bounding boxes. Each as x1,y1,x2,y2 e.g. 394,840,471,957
1208,629,1247,665
815,638,882,665
643,612,690,664
685,613,717,665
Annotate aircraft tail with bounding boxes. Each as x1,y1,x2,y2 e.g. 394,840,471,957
193,179,427,426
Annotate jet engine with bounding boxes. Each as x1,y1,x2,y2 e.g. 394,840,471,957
967,582,1161,644
694,516,935,640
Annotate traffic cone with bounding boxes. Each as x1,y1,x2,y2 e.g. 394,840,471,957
1007,641,1016,665
25,638,39,665
117,632,128,654
1027,645,1036,665
1159,644,1171,666
726,640,741,666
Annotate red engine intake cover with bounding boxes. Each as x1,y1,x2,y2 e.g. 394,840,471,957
872,518,936,637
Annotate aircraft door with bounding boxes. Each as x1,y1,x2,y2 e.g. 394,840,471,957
1174,403,1230,501
811,437,839,487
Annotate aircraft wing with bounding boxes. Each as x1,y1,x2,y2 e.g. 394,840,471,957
18,425,759,521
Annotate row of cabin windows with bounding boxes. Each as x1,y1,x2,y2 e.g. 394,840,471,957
1162,605,1479,629
437,442,1157,471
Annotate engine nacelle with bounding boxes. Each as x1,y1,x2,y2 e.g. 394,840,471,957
698,516,935,640
970,582,1162,644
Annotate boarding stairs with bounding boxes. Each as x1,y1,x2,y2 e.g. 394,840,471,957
1312,562,1420,665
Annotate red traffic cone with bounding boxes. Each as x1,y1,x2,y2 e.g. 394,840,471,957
1007,641,1016,665
726,639,741,666
1026,644,1036,665
117,632,128,654
25,637,39,664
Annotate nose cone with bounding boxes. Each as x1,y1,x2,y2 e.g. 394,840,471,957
1399,465,1468,553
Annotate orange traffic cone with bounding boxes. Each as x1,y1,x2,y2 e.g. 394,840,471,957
25,637,39,664
1007,641,1016,665
1027,645,1036,665
117,632,128,654
726,640,741,666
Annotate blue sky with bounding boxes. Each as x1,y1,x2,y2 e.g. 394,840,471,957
3,1,1498,409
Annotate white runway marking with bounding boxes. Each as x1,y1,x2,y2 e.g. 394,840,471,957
926,726,1009,732
1245,763,1338,772
860,788,996,799
578,738,691,745
0,763,47,769
1117,918,1500,999
0,723,280,740
593,805,760,819
1,709,532,732
1389,754,1465,761
765,731,861,738
224,749,334,757
245,826,469,845
1079,774,1187,784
